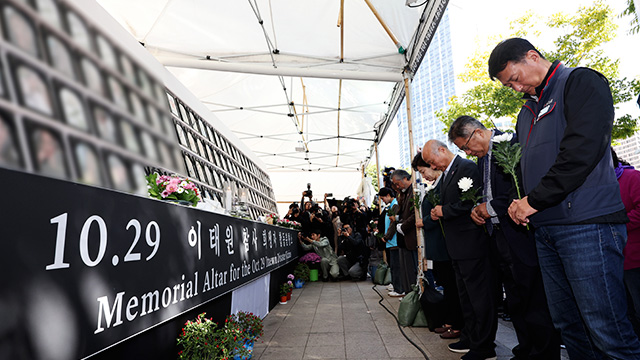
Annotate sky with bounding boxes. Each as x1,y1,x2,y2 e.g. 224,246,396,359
377,0,640,169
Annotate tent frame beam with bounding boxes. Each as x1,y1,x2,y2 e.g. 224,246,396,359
157,56,403,82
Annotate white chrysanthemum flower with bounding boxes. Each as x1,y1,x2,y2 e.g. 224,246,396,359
177,187,184,194
426,184,436,192
492,133,513,143
458,177,473,192
180,181,188,188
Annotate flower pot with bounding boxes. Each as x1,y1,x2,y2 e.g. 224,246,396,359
286,292,291,301
309,269,319,282
233,339,254,360
279,296,288,304
294,279,304,288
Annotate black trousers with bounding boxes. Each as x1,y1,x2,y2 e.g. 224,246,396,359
433,260,464,330
492,228,561,360
453,256,498,356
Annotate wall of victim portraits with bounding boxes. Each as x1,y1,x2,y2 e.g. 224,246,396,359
0,0,293,358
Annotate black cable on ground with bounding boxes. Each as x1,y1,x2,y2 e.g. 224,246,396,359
371,285,431,360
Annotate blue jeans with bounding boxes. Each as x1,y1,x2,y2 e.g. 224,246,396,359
536,223,640,359
624,267,640,338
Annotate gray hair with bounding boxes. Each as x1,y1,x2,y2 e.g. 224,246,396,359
448,116,485,143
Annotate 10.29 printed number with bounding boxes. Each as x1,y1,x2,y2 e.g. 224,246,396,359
46,213,161,270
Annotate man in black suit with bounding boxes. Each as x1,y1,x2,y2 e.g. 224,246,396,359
449,116,560,360
422,140,497,360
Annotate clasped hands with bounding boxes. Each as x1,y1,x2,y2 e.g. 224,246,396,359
469,197,536,226
507,196,537,226
430,205,443,221
470,203,490,225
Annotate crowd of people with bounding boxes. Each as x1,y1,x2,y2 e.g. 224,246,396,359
293,37,640,360
290,189,383,282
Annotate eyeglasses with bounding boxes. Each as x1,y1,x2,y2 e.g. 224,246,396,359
460,129,477,151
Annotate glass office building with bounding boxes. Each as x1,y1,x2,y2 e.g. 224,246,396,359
396,9,455,169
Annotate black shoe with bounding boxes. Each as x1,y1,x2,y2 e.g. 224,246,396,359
461,351,496,360
447,340,470,354
322,276,329,282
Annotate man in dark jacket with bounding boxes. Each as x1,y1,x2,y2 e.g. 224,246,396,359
413,154,464,339
449,115,560,360
391,170,418,296
337,224,368,280
422,140,496,360
489,37,640,359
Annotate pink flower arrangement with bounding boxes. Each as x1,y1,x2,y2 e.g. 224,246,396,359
146,173,201,206
299,252,322,264
276,218,302,230
287,274,294,280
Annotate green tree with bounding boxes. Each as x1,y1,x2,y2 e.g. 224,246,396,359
622,0,639,34
366,163,379,191
437,1,640,140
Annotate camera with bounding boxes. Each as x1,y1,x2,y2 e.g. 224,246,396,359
326,193,333,197
303,183,312,198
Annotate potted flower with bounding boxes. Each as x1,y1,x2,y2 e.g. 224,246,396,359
177,312,245,360
286,280,293,300
293,263,310,287
299,252,322,282
226,311,264,360
279,283,289,304
146,173,201,207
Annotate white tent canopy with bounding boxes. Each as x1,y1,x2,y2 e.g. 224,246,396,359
97,0,448,209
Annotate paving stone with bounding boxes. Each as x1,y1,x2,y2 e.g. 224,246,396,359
260,281,569,360
345,343,389,359
306,332,345,346
303,345,347,359
256,346,305,360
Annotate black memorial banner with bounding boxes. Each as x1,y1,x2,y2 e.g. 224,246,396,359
0,168,297,359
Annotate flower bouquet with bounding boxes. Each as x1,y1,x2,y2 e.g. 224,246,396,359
492,132,529,229
276,218,302,230
492,132,523,199
146,173,201,207
266,213,278,225
458,177,483,204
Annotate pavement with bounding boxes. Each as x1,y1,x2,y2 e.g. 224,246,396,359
253,280,569,360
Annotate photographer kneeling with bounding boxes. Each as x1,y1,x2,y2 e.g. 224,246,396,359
337,224,369,281
298,229,340,281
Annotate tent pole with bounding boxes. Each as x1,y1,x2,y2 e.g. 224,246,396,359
363,0,405,54
403,72,425,293
335,79,343,167
338,0,344,62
